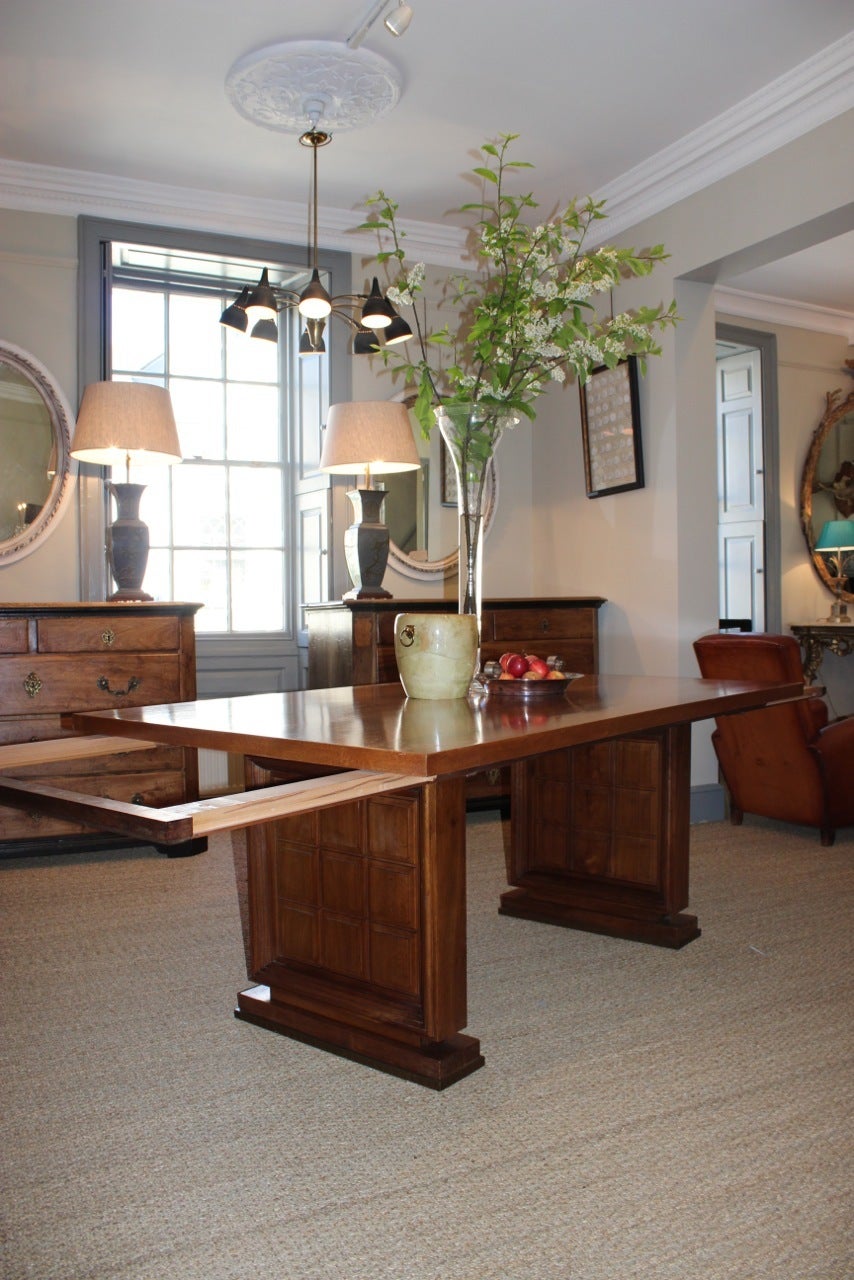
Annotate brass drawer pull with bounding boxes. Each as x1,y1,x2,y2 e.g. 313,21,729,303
101,629,116,647
540,619,550,633
23,672,42,699
97,675,140,697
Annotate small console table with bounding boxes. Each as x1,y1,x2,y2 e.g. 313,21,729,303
790,623,854,684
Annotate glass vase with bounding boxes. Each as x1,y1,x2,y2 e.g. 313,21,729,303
436,403,511,627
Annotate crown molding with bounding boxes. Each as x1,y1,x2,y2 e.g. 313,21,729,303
0,157,469,267
0,33,851,263
589,31,854,240
715,285,854,343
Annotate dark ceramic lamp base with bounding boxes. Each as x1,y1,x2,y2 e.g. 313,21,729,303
342,488,392,600
107,482,153,602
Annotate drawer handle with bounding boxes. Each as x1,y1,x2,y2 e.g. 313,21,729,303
23,672,42,699
101,629,116,647
540,619,550,633
131,793,145,806
97,675,140,697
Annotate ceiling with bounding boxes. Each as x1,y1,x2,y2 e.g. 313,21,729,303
2,0,853,322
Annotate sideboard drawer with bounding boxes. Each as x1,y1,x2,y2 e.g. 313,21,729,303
1,653,181,715
36,614,180,653
0,619,29,653
487,607,595,644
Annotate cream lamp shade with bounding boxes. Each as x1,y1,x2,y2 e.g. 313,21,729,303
71,382,182,469
319,400,421,601
319,401,420,483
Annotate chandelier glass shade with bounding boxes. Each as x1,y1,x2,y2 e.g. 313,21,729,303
220,129,412,357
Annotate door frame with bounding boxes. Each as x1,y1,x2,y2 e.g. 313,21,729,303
715,322,781,633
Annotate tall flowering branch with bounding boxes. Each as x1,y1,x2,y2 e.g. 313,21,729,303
359,133,678,438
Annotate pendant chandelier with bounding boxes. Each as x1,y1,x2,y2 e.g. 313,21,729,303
220,125,412,357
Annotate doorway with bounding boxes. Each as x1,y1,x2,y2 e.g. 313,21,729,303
715,323,781,634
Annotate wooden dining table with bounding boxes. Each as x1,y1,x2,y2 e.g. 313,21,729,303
0,672,803,1088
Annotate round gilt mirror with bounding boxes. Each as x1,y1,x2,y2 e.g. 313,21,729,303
799,375,854,603
0,342,76,565
383,392,498,581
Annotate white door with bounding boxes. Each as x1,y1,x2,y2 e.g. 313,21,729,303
716,348,765,630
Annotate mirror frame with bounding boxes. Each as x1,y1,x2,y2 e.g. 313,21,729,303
799,381,854,603
0,341,77,566
385,392,500,581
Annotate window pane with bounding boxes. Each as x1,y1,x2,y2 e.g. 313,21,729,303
231,551,285,631
170,378,225,459
112,288,165,374
226,322,278,383
169,295,223,378
174,552,228,631
172,465,227,546
137,465,173,545
226,384,280,461
229,468,284,547
144,548,172,602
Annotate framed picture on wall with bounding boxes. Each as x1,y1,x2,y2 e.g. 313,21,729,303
579,357,644,498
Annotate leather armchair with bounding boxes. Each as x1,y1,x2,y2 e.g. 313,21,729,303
693,633,854,846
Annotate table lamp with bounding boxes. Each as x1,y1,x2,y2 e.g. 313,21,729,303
71,382,182,601
815,518,854,624
319,401,421,599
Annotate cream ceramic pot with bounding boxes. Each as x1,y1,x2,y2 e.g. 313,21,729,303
393,613,479,699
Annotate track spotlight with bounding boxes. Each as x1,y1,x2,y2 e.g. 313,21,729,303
384,3,414,36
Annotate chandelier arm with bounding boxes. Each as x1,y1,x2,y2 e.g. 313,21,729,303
327,306,367,333
269,289,302,310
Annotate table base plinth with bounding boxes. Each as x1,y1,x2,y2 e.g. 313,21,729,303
498,889,701,949
235,985,484,1089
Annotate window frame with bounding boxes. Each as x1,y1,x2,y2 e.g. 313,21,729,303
77,216,353,694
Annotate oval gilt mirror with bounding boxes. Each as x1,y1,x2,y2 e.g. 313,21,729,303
383,392,498,581
0,342,76,565
799,376,854,603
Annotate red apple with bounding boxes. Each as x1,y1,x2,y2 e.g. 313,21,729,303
506,654,529,679
527,657,550,678
498,652,515,672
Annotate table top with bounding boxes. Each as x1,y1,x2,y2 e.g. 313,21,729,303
69,674,803,778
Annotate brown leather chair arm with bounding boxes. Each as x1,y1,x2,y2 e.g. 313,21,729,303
812,715,854,810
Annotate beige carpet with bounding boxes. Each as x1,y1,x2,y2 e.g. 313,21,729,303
1,815,851,1280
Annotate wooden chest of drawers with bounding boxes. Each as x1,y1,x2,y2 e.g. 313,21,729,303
305,597,605,806
0,602,202,856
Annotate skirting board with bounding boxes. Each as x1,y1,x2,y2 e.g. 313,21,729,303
690,782,726,824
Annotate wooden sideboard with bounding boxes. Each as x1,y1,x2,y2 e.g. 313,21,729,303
0,602,203,857
305,597,605,805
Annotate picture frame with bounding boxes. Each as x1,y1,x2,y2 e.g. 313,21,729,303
579,356,644,498
439,439,499,509
440,438,458,506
